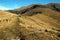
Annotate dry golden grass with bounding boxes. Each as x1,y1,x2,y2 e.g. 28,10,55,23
0,11,19,28
0,11,20,40
0,3,60,40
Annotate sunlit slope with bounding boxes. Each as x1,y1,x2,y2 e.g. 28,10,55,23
0,10,60,40
0,11,20,40
0,3,60,40
0,11,19,28
19,13,60,40
19,13,60,30
31,8,60,20
21,7,60,29
23,7,60,20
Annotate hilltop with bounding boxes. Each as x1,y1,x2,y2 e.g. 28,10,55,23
7,3,60,15
0,3,60,40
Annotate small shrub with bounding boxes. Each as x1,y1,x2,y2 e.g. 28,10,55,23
6,19,8,22
0,20,1,22
45,29,48,32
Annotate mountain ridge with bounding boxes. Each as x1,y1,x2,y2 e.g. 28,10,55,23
7,3,60,15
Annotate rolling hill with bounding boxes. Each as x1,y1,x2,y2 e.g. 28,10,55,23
0,3,60,40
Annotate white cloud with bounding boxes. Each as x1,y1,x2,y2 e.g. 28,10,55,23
0,6,10,10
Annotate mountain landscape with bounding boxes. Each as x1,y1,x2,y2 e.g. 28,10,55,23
0,3,60,40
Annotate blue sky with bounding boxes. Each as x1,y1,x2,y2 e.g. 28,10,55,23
0,0,60,10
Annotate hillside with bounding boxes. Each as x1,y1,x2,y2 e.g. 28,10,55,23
0,3,60,40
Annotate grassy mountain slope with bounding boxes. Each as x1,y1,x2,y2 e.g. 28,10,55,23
0,3,60,40
0,11,20,40
19,13,60,40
